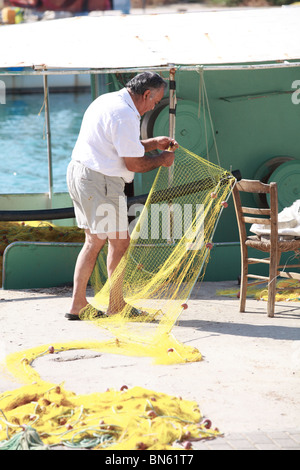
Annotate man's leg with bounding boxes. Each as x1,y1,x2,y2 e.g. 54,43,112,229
106,231,130,314
69,229,107,316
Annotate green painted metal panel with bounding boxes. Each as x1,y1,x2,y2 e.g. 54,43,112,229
2,239,297,290
204,243,241,282
2,242,83,289
204,242,300,283
153,99,214,156
265,160,300,211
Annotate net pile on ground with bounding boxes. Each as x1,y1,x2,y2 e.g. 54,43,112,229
84,145,233,365
217,278,300,302
0,343,221,450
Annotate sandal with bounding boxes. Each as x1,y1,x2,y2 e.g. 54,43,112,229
65,304,107,321
125,306,147,318
65,313,81,321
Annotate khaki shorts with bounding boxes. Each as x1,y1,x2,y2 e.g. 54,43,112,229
67,160,128,235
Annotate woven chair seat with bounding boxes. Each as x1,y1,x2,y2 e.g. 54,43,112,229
246,235,300,253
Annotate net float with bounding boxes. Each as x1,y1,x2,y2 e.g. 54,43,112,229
137,442,148,450
183,441,192,449
200,418,212,429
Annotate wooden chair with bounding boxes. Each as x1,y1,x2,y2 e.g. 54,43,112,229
231,179,300,317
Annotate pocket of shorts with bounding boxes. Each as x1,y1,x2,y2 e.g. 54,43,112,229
106,176,125,199
79,165,94,182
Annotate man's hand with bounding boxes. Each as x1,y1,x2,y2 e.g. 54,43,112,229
141,136,179,153
155,136,179,151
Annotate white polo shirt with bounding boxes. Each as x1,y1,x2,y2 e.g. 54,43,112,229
72,88,145,183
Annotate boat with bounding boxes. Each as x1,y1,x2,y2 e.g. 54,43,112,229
1,6,300,288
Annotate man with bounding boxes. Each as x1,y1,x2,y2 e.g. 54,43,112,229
66,72,178,320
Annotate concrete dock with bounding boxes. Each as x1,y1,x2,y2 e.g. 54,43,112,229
0,280,299,450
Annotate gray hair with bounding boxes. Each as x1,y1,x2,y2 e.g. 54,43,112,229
126,72,167,95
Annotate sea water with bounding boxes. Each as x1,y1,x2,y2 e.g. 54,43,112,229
0,91,92,194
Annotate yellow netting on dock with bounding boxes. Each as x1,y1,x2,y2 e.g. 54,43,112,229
0,343,221,450
217,278,300,302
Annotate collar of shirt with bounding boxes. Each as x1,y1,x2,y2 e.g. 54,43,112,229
118,87,141,119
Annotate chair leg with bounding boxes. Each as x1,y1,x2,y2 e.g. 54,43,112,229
267,250,280,317
239,252,248,313
267,278,276,317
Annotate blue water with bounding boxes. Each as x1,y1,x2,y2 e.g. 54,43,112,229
0,91,92,194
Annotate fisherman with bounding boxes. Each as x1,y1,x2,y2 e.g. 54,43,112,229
66,72,178,320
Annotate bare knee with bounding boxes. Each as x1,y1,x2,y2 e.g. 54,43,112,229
84,229,107,255
108,233,130,256
107,232,130,275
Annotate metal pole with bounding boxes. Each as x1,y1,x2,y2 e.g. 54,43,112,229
169,67,176,141
167,67,176,244
43,74,53,202
1,61,299,77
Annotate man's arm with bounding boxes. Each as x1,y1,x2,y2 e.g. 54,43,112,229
123,151,175,173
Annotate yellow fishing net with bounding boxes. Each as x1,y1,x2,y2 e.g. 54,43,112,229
81,145,233,364
217,279,300,302
1,342,220,450
0,146,233,450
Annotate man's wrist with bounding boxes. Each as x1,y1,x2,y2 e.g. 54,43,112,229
141,137,159,152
